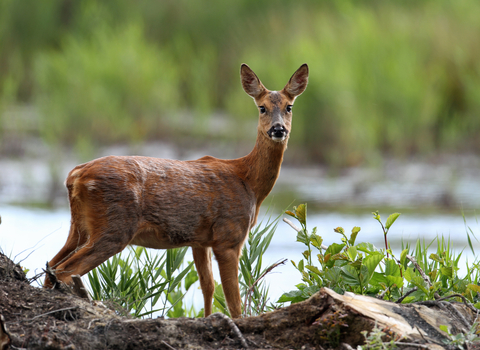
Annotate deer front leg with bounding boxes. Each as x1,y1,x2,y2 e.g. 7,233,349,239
192,247,215,317
213,246,242,318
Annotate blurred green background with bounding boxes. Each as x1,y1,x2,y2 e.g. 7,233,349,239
1,0,480,166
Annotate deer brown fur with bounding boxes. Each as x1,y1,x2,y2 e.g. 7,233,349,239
44,63,309,318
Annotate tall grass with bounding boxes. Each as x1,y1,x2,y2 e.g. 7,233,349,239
1,0,480,164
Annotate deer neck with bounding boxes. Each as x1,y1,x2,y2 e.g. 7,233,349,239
240,129,287,204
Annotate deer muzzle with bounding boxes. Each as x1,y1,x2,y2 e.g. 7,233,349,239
268,123,288,142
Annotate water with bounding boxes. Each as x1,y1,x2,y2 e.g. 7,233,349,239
1,204,478,312
1,142,480,311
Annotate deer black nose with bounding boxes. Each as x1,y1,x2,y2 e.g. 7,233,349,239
268,124,288,140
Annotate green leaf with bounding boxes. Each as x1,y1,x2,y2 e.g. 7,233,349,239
302,250,310,260
213,283,230,317
346,246,358,261
306,265,322,276
325,266,342,284
169,261,195,292
277,289,307,304
298,259,304,272
184,265,199,291
429,253,443,264
439,325,450,334
349,226,361,246
370,272,388,287
296,229,309,245
325,243,345,256
295,204,307,226
341,264,369,286
363,253,384,281
403,267,415,282
474,302,480,310
440,266,453,279
386,275,403,289
301,285,321,298
385,213,401,230
467,284,480,293
310,234,324,250
385,258,401,277
400,248,408,269
356,242,379,254
411,276,429,294
401,296,415,304
285,210,296,218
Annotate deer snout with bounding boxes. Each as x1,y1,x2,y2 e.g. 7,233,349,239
268,123,288,142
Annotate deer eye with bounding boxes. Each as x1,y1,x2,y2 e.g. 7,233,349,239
259,106,266,114
286,105,292,113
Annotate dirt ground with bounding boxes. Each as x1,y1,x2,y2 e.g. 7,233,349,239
0,252,345,349
1,252,478,349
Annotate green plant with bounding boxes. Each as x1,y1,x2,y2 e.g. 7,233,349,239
278,203,480,306
239,214,282,317
313,310,349,348
4,1,480,164
88,246,195,318
278,204,389,303
440,321,480,350
358,322,402,350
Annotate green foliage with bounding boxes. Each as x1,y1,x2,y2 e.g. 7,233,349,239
2,1,480,163
239,214,280,317
35,23,181,153
358,322,403,350
87,246,196,318
279,204,480,306
440,322,480,349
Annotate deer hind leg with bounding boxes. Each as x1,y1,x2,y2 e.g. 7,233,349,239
44,221,89,288
192,247,215,317
212,245,243,318
46,204,134,288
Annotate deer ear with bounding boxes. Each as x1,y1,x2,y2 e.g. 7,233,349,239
241,64,266,98
283,64,309,98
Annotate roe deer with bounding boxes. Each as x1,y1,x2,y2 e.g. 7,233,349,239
44,63,309,318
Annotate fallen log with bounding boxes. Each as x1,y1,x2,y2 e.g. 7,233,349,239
0,252,477,349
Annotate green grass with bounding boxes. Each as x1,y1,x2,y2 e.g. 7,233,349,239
2,1,480,164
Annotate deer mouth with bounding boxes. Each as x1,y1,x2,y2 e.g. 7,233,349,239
268,125,288,142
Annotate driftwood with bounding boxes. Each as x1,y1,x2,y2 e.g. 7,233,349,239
0,252,478,349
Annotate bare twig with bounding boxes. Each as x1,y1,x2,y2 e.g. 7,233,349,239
208,313,248,349
283,217,302,233
394,342,430,349
441,301,471,330
87,318,101,330
160,340,177,350
415,325,430,343
243,259,287,317
13,307,79,323
405,255,432,289
436,294,479,314
395,287,418,304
